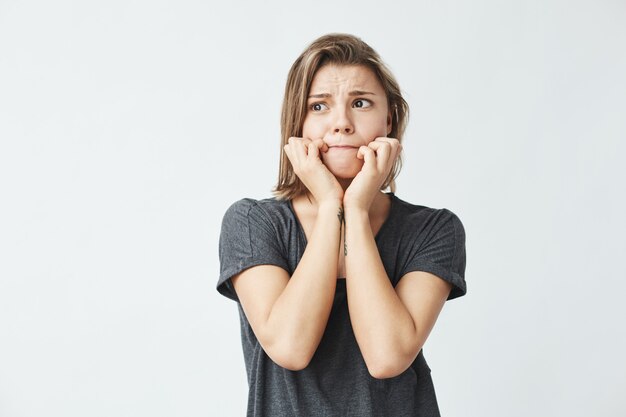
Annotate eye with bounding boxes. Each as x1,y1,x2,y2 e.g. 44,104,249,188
353,99,372,109
310,102,329,112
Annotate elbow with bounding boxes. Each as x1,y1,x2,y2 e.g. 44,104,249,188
364,344,422,379
366,360,410,379
263,339,314,371
272,352,312,371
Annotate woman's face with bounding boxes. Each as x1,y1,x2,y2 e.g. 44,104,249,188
302,64,391,179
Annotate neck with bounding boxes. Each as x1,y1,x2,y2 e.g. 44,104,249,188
337,178,353,191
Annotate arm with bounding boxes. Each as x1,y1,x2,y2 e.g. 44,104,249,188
232,203,341,370
342,137,452,378
344,207,452,378
232,138,344,370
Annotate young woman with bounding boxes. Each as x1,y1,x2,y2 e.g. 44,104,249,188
217,33,467,417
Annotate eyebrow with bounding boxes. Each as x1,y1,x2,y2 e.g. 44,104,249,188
308,90,376,99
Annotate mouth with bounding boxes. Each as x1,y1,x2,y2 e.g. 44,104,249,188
327,145,359,150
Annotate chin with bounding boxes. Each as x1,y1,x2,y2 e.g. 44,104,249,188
322,158,364,179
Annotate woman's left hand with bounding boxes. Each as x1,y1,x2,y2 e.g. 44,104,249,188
343,137,401,211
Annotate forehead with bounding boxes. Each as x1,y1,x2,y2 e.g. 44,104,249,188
309,64,384,94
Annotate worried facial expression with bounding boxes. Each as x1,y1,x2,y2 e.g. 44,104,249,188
302,64,392,179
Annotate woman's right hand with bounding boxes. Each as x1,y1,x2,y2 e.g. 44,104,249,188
283,137,344,206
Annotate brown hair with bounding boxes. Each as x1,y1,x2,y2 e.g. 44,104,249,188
273,33,409,200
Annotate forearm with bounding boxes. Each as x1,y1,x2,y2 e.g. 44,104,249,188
265,202,342,365
344,208,418,377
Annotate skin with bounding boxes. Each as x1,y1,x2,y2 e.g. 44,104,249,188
232,64,453,378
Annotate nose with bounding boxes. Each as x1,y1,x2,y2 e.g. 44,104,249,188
333,108,354,135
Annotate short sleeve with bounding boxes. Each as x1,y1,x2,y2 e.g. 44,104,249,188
217,199,289,302
402,209,467,300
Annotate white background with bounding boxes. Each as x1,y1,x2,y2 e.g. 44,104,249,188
1,0,625,416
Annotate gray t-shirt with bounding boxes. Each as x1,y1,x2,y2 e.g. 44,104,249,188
217,194,466,417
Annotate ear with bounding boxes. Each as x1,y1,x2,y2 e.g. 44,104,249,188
387,109,393,135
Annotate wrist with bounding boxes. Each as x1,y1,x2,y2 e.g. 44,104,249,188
316,200,343,214
343,204,369,221
342,200,370,214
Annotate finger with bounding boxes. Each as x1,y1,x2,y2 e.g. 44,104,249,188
287,137,302,154
374,136,399,144
372,136,399,149
289,136,308,148
375,137,402,165
358,146,376,169
312,138,328,153
283,144,297,168
287,137,308,166
367,141,391,172
301,137,313,152
357,145,367,160
388,139,402,165
290,137,309,159
393,142,402,164
307,142,320,159
379,137,401,151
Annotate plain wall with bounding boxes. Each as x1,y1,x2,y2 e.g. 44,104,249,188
1,0,625,416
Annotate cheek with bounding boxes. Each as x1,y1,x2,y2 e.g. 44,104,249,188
301,118,313,137
361,116,390,139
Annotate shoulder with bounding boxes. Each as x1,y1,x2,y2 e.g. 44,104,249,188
223,197,292,223
218,198,293,301
390,194,464,236
389,194,467,299
220,197,297,244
